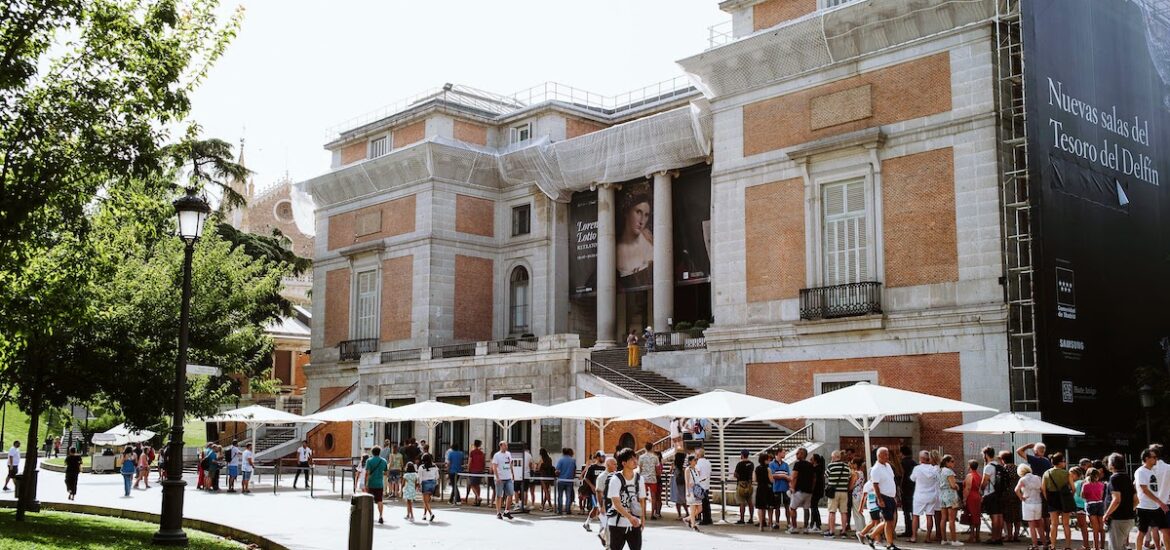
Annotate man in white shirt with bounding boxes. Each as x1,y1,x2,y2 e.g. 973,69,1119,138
1135,449,1170,550
979,447,1005,544
607,448,648,550
3,441,19,491
492,441,515,520
870,447,901,550
293,440,312,489
695,446,713,525
226,440,241,493
241,443,254,494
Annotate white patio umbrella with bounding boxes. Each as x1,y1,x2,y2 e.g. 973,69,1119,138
616,389,784,521
303,401,405,453
741,382,996,472
91,424,156,447
543,395,653,456
457,397,551,436
382,400,469,443
944,411,1084,452
201,404,321,454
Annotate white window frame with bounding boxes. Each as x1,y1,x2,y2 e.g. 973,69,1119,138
508,265,530,335
351,267,380,340
803,158,884,288
368,136,388,159
510,123,531,144
820,178,870,286
813,371,878,395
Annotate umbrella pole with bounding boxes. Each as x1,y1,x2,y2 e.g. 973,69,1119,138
596,419,607,457
718,418,729,523
862,417,873,474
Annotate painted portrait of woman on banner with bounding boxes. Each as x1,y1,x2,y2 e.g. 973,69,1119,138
616,181,653,291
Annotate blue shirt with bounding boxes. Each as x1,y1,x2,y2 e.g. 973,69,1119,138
1026,454,1052,478
556,456,578,481
446,450,465,474
769,459,790,493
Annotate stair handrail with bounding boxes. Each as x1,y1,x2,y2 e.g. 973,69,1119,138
585,359,678,403
755,422,815,457
312,381,359,414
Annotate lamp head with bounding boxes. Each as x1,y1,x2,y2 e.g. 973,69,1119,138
173,188,211,244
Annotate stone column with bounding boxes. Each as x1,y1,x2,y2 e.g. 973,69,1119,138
595,183,617,348
652,171,674,332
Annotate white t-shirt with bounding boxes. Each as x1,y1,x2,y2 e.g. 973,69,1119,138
696,457,712,489
982,463,999,496
669,419,681,439
297,446,312,462
606,471,647,528
910,464,941,501
1017,473,1043,503
1136,464,1162,510
1155,461,1170,505
418,465,440,483
229,446,242,466
492,451,514,480
870,461,897,498
241,450,254,472
7,446,19,468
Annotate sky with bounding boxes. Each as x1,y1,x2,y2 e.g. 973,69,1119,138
187,0,727,193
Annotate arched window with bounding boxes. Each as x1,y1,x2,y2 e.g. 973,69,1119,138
509,266,530,334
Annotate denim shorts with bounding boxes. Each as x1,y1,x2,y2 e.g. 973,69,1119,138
496,479,515,497
421,479,437,495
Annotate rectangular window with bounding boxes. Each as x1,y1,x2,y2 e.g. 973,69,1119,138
384,398,415,444
273,350,293,385
510,123,531,144
822,180,869,286
368,137,387,159
511,204,531,236
355,270,378,339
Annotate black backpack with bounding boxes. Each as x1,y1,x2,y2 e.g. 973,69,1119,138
991,463,1009,494
605,472,642,521
223,447,233,463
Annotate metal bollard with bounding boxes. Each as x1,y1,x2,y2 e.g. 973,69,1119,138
349,493,374,550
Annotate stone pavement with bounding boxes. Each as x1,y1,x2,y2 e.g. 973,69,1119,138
30,468,1045,550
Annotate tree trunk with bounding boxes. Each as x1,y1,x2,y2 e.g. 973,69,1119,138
16,365,42,521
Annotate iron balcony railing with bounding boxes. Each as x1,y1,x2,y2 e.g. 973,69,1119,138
488,335,538,354
380,348,422,363
799,281,883,321
338,338,379,362
431,342,476,359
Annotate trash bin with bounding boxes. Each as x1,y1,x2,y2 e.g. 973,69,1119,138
12,471,41,512
348,493,373,550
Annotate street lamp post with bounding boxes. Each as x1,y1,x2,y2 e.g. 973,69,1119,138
1140,384,1155,446
154,188,209,547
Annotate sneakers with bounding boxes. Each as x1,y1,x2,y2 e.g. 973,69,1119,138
377,517,384,524
787,528,798,535
504,512,514,520
497,513,503,520
950,541,964,546
583,523,592,532
857,532,867,545
823,531,834,537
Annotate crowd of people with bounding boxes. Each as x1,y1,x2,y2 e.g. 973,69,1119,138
193,440,254,494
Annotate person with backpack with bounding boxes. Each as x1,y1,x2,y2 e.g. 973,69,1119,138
225,440,240,493
607,448,648,550
981,446,1007,545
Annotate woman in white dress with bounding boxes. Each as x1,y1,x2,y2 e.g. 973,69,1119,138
684,454,703,532
910,451,941,543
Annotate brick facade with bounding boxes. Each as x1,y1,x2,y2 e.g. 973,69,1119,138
245,184,314,258
326,195,416,250
455,194,495,237
883,147,959,287
745,354,964,452
566,118,606,139
380,255,413,341
753,0,817,31
340,141,366,165
743,52,952,156
324,268,350,346
584,419,667,458
393,120,425,149
745,177,805,302
308,421,352,459
453,255,494,341
453,119,488,146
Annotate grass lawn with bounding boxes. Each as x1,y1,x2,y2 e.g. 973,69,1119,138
42,456,92,469
0,406,48,451
184,419,210,448
0,509,244,549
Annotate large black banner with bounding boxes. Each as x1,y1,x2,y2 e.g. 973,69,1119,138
673,166,712,285
570,190,598,296
1023,0,1170,448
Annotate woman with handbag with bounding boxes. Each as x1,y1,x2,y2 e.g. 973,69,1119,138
1042,453,1075,550
685,454,703,532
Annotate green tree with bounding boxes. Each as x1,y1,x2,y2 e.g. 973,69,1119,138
0,0,242,518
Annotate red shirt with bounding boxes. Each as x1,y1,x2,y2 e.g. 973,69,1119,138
469,448,486,473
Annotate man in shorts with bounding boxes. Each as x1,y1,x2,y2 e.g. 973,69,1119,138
365,446,388,524
790,447,816,533
3,441,19,491
466,439,485,505
240,443,254,494
225,440,241,493
492,441,515,520
769,449,792,530
870,447,902,550
1135,449,1170,550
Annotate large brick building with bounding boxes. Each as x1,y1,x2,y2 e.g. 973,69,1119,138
297,0,1142,462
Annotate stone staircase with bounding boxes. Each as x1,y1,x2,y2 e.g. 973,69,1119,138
255,427,298,455
585,348,816,482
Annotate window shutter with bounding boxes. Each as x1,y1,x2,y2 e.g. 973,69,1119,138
822,180,869,286
356,270,378,339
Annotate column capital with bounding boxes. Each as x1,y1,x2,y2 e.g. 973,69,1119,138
591,182,621,192
650,170,680,180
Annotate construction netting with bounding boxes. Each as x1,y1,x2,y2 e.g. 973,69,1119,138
295,100,713,224
679,0,995,99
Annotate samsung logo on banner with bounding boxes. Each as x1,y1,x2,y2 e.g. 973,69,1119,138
1059,339,1085,351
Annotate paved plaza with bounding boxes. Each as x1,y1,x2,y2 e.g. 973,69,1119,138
26,468,1034,550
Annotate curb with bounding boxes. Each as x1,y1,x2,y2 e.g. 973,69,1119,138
0,499,288,549
39,463,93,474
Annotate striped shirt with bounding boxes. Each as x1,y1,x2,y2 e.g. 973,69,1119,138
826,461,851,491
